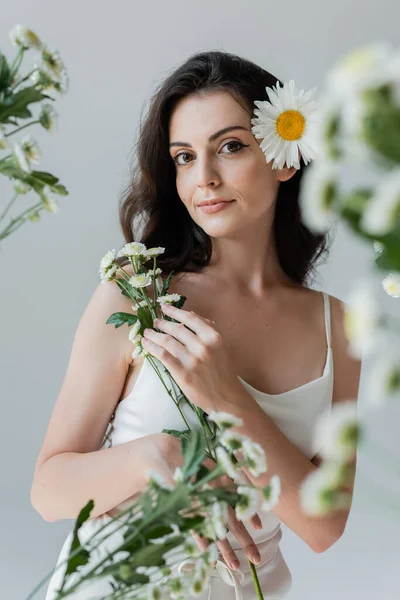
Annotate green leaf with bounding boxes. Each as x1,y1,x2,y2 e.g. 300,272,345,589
161,270,175,296
181,428,206,479
64,499,94,576
114,277,134,299
137,306,153,329
0,52,11,92
161,428,192,441
106,312,139,328
0,85,46,122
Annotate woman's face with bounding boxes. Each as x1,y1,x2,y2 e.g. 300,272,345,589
168,90,296,237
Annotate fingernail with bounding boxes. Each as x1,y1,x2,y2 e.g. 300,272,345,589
251,553,261,565
230,559,240,569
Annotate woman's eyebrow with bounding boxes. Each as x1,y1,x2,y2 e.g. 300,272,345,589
169,125,250,148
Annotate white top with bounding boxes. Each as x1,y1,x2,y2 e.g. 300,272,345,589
45,291,334,600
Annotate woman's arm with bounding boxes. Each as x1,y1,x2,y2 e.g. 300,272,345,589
30,277,154,522
213,295,362,554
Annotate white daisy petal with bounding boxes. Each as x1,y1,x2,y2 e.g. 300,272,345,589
311,400,360,462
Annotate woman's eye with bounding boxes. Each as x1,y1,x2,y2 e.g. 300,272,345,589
173,141,246,166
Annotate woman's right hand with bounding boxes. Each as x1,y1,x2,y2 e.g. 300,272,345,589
148,432,262,570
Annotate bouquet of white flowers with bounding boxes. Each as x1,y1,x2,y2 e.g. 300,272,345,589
0,25,69,243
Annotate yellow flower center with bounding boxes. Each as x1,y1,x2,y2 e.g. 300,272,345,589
276,110,305,141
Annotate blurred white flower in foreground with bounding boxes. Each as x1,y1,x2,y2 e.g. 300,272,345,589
361,167,400,236
311,400,360,462
365,348,400,410
344,282,380,359
382,273,400,298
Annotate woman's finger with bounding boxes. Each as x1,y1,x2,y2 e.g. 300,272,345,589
225,505,261,566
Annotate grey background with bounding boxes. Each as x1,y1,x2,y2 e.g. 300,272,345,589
1,1,400,598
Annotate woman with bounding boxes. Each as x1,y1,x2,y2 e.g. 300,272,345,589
32,50,361,599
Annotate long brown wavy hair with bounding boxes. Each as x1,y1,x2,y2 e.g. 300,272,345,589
117,50,333,286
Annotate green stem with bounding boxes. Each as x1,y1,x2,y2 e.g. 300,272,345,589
0,201,42,241
5,119,41,137
0,192,19,222
249,560,264,599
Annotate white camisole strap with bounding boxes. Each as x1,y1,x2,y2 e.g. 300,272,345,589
322,291,332,349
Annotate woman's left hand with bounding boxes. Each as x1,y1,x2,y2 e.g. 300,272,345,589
141,303,243,413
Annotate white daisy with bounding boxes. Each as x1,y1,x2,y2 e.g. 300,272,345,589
9,25,42,50
344,282,380,359
146,468,173,491
99,249,117,282
207,411,244,430
241,439,267,477
299,159,339,233
382,273,400,298
324,41,397,99
365,349,400,409
261,475,281,511
219,430,247,452
299,461,352,516
361,167,400,235
203,501,229,540
148,267,163,277
251,79,319,170
144,246,166,258
311,400,360,462
41,46,65,79
117,242,147,257
13,142,31,173
41,185,59,213
235,486,262,522
215,446,241,482
157,293,181,304
129,273,152,288
39,103,58,132
128,321,141,342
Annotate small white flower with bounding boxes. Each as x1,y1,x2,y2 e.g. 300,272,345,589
128,321,141,342
9,25,42,50
132,300,148,312
382,273,400,298
172,466,184,482
0,129,10,151
325,41,396,99
261,475,281,511
13,142,31,173
365,349,400,409
99,249,117,283
146,468,173,491
312,400,360,462
148,267,162,277
207,411,244,430
163,538,200,566
219,430,247,452
157,293,181,304
241,439,267,477
215,446,241,481
118,242,147,257
299,159,339,233
251,79,319,170
344,282,380,359
42,185,59,213
41,46,65,79
129,273,152,288
39,103,58,132
144,246,166,258
21,134,41,164
13,180,31,195
235,486,262,522
203,501,229,540
373,240,385,254
300,461,351,516
361,168,400,236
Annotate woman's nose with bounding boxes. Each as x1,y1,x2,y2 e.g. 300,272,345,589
196,159,221,188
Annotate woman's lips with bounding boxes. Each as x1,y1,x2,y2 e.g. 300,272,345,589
198,200,235,214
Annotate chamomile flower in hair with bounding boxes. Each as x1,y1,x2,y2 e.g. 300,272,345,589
251,79,319,170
